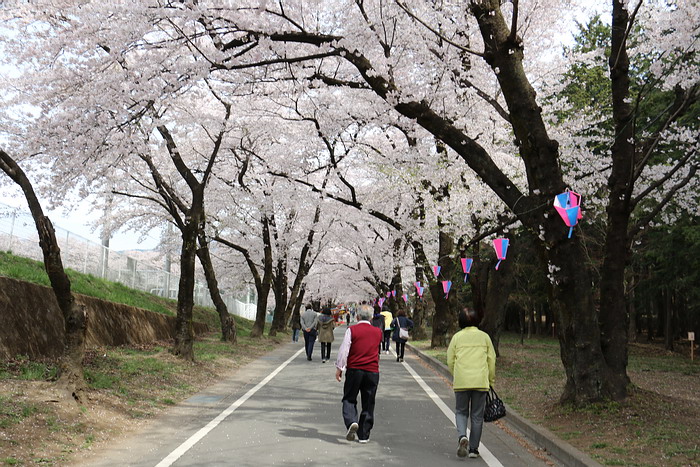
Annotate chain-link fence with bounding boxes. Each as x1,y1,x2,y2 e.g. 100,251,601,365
0,202,257,320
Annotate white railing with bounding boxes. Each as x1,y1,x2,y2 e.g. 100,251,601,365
0,202,257,320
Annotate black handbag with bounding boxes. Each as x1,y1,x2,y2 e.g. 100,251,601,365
483,388,506,422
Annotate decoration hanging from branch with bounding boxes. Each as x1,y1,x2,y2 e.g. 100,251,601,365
461,257,473,282
378,297,386,309
493,238,509,270
386,291,391,298
402,293,408,303
442,280,452,299
414,281,424,299
553,189,583,238
432,265,441,277
391,290,396,298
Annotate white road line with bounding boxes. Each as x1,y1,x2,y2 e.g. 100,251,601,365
402,358,505,467
155,347,306,467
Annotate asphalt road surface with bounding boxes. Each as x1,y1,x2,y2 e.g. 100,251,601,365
78,327,549,467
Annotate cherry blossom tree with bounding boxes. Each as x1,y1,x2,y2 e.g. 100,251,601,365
0,149,88,401
164,0,698,403
3,0,697,405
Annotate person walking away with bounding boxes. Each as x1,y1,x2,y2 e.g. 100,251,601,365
335,304,383,444
391,309,413,362
318,307,335,363
290,310,301,343
379,307,393,354
447,308,496,459
301,305,320,361
370,310,385,357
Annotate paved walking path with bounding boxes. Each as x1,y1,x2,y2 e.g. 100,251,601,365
77,327,566,466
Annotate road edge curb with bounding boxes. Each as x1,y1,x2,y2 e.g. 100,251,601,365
406,344,604,467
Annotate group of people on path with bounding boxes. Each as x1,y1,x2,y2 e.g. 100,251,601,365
294,305,336,362
331,303,496,459
295,302,413,364
291,301,496,458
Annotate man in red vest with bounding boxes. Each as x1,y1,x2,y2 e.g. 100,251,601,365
335,304,383,443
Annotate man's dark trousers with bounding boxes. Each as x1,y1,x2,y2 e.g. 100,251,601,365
303,330,316,360
342,368,380,441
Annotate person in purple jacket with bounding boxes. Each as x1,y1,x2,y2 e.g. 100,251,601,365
335,304,383,444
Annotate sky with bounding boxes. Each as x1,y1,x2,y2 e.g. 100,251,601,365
0,186,160,251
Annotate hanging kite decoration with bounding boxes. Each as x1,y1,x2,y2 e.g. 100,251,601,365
402,293,409,303
442,280,452,299
414,281,425,299
391,290,397,298
386,291,391,298
553,189,583,238
432,265,441,278
461,257,473,282
493,238,509,270
378,297,386,309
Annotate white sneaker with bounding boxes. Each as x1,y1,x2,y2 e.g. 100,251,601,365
346,422,358,441
358,438,370,444
457,436,468,458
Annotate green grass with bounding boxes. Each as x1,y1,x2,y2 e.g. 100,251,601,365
0,394,40,429
0,250,252,332
628,353,700,375
0,251,177,316
0,356,59,383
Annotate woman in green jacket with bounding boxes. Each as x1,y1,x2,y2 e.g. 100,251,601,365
447,308,496,459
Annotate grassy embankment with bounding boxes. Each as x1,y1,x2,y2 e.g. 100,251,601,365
0,250,285,466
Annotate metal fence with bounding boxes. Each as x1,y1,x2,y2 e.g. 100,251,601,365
0,202,257,320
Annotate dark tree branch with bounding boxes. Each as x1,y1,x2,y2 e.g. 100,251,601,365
394,1,484,57
269,170,403,231
629,163,698,239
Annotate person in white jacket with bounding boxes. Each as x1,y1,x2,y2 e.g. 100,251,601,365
447,307,496,459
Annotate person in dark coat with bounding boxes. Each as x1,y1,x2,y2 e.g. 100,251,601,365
391,309,414,362
317,307,335,363
371,311,385,357
290,311,301,342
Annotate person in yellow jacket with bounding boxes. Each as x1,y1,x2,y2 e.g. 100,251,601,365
447,307,496,459
379,308,393,354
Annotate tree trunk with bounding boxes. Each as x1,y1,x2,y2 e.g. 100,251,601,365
0,150,87,401
479,257,514,356
628,278,638,344
429,229,456,348
283,279,304,330
250,216,273,338
269,257,288,336
197,234,236,343
173,218,198,360
594,0,636,400
664,287,674,351
288,286,305,329
410,262,429,340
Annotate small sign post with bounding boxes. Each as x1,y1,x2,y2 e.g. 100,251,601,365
689,332,695,361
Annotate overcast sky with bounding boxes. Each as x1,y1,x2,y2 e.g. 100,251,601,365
0,186,159,251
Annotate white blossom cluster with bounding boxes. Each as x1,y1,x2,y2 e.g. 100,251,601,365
0,0,697,300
